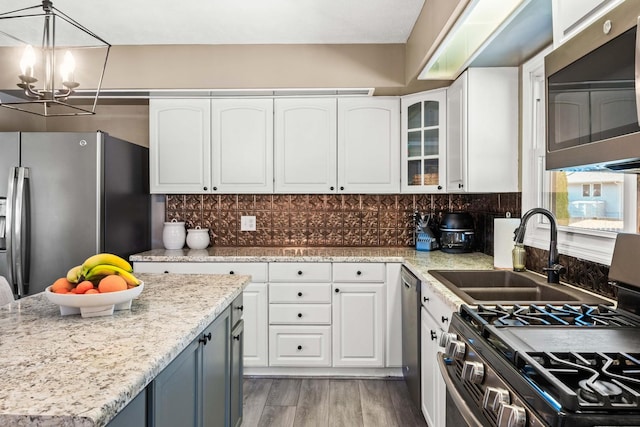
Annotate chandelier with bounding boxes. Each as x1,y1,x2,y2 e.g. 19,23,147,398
0,0,110,116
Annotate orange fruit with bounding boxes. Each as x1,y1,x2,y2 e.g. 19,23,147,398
85,288,100,294
51,277,74,293
98,275,127,293
75,281,94,294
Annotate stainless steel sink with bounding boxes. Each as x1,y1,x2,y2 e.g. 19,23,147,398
427,270,612,305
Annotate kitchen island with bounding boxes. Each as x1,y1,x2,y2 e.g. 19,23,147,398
0,272,250,427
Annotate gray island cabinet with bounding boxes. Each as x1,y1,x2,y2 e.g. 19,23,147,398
0,273,248,427
148,295,243,427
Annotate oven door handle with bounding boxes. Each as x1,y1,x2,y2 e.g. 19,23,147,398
437,353,484,427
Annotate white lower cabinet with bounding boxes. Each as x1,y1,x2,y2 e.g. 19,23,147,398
421,281,453,427
332,282,385,367
421,307,446,427
242,283,268,367
134,261,398,372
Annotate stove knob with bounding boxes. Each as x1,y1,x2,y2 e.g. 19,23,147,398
461,361,485,384
439,332,454,349
497,404,526,427
483,387,510,413
446,339,466,360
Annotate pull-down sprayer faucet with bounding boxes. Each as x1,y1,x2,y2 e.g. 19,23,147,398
514,208,566,283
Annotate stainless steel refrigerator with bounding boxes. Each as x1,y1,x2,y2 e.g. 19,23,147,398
0,131,150,298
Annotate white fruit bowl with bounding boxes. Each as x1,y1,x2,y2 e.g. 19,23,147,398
44,282,144,318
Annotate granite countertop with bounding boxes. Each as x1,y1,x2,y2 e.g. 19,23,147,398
0,273,250,427
130,247,497,311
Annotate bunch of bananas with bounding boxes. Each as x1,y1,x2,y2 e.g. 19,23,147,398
66,253,141,287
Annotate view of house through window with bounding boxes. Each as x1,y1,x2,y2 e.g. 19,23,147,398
545,171,624,231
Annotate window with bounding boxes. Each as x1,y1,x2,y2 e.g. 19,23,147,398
522,48,637,265
547,172,622,231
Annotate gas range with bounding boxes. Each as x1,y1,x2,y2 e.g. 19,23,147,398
439,233,640,427
441,302,640,427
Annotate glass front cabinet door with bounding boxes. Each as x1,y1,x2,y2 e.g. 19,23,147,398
400,89,447,193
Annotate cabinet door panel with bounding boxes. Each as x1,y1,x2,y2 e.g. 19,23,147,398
401,90,447,193
332,283,385,367
275,98,337,193
243,283,269,367
212,99,274,193
149,99,211,193
420,308,446,426
230,321,244,427
202,310,230,427
337,98,400,193
446,75,465,192
151,339,200,427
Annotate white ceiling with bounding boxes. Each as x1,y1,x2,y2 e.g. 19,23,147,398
1,0,426,45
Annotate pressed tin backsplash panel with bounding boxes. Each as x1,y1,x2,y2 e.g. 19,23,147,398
164,192,618,298
165,193,521,252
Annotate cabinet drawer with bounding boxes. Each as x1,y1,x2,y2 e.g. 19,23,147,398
269,283,331,304
421,282,453,331
133,262,267,282
332,263,385,282
269,325,331,367
269,304,331,325
269,263,331,282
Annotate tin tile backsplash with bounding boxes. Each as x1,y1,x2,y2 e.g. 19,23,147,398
165,193,521,252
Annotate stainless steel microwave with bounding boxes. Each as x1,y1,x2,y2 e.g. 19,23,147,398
545,1,640,172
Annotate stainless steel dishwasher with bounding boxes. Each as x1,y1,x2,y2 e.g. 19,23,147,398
401,265,421,409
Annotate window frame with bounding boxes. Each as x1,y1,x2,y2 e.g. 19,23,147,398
521,47,637,266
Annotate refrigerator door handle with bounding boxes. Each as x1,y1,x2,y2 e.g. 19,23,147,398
14,167,29,298
5,167,17,291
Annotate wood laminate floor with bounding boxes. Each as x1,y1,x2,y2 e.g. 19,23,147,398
241,378,428,427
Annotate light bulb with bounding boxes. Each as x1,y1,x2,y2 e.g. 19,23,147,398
60,50,75,83
20,45,36,77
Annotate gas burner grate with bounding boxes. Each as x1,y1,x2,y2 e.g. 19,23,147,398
460,303,640,330
515,352,640,411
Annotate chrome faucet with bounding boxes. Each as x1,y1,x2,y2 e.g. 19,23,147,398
514,208,566,283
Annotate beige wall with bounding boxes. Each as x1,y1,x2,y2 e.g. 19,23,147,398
103,44,406,91
0,107,46,131
44,103,149,147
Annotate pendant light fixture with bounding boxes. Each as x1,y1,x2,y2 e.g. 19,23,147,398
0,0,110,116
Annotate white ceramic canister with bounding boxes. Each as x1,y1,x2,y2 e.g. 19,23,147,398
186,226,210,250
162,219,186,250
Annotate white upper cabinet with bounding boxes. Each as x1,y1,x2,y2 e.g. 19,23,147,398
150,98,273,194
446,68,519,193
552,0,624,47
211,99,274,193
401,89,447,193
274,98,337,193
337,98,400,193
150,99,211,193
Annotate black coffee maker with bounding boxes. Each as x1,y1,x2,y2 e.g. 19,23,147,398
439,212,475,253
